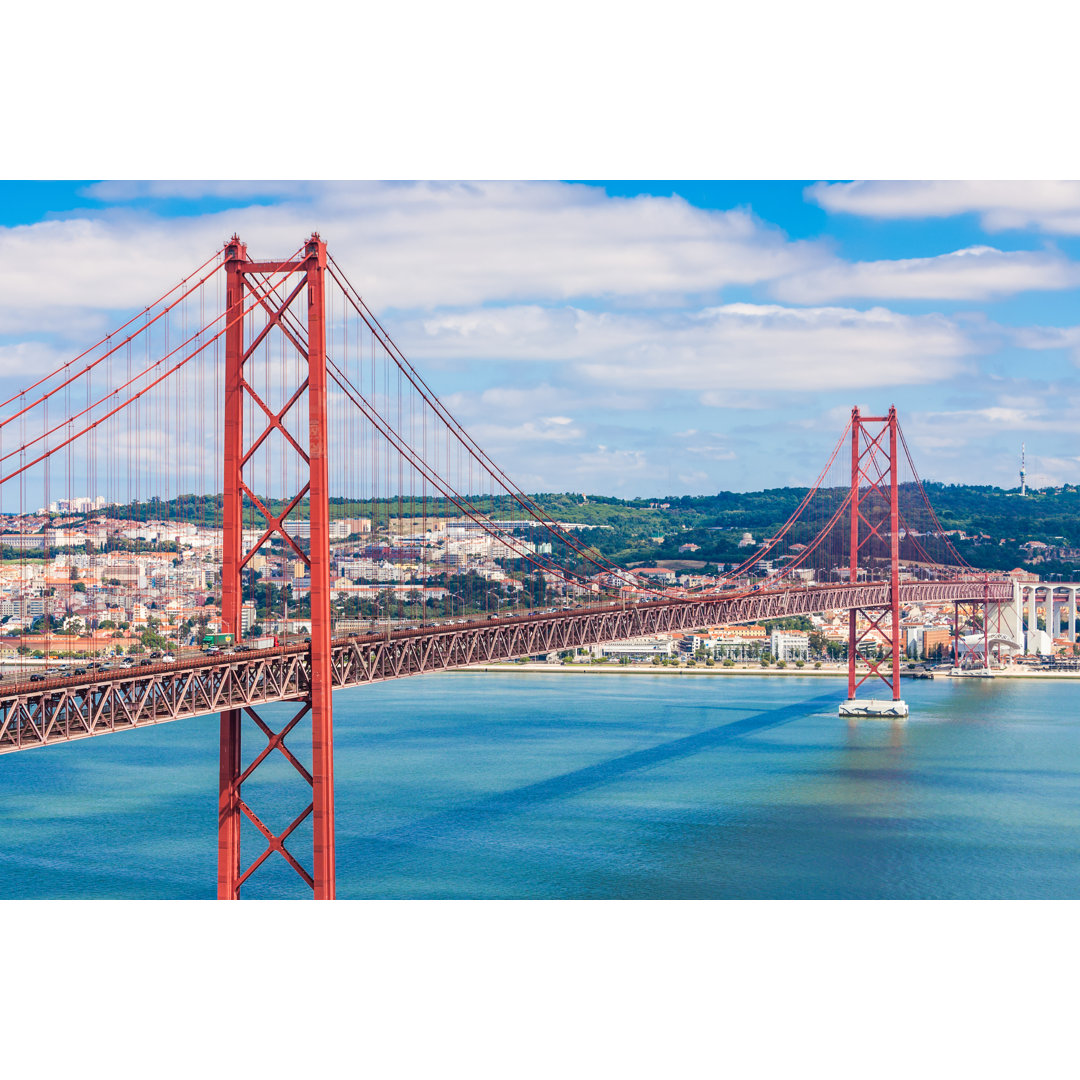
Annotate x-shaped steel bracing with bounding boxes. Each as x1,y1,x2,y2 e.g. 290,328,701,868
234,704,315,892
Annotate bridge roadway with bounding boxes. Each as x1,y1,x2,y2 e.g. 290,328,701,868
0,578,1012,754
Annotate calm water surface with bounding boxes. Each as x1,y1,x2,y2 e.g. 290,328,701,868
1,673,1078,899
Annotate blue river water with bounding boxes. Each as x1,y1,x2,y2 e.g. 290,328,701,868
1,672,1078,899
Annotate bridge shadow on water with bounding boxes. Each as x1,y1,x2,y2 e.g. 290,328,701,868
359,692,838,851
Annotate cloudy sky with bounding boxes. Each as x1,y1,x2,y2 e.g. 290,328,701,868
2,179,1079,497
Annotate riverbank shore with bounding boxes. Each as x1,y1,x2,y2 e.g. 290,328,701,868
456,662,1080,680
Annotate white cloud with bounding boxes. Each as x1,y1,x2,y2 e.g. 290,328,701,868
461,441,675,496
0,182,827,323
0,214,231,320
5,181,1074,497
567,445,670,485
440,383,652,419
806,181,1080,235
402,302,973,391
80,181,315,202
1009,324,1080,365
771,246,1080,303
0,342,73,379
903,399,1080,453
674,431,737,461
699,390,800,410
1024,455,1080,487
891,389,1080,488
466,416,585,446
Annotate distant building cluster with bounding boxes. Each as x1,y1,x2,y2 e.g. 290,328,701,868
0,501,610,657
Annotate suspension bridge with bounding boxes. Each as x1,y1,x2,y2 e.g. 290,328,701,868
0,235,1015,898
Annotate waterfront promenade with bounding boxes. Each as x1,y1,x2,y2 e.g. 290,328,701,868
462,661,1080,680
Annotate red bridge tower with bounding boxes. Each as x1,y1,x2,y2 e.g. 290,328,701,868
218,235,336,898
841,406,908,718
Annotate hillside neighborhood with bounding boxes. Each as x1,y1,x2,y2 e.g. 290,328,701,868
0,493,1072,672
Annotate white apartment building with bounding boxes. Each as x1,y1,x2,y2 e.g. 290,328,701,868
283,519,350,540
770,630,810,662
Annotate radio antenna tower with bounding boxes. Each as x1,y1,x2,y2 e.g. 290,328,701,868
1020,442,1027,496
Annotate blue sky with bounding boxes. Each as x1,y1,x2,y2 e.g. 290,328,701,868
2,179,1079,497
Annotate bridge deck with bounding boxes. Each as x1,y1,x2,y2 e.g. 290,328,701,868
0,580,1013,754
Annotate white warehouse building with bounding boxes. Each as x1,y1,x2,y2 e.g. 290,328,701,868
590,638,675,661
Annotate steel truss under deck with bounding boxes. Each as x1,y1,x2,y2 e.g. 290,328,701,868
0,579,1013,756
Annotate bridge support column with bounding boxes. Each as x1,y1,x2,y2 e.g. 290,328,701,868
306,235,335,900
1011,579,1022,653
1070,589,1077,645
1028,586,1037,649
218,236,246,900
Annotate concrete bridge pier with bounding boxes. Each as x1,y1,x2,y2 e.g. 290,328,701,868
1017,581,1080,655
1044,586,1078,643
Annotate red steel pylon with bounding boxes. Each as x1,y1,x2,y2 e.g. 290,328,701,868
217,234,335,899
846,405,902,702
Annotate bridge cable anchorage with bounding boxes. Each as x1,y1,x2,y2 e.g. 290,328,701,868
0,236,1015,895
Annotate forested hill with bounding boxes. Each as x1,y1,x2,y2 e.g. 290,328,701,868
526,484,1080,575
